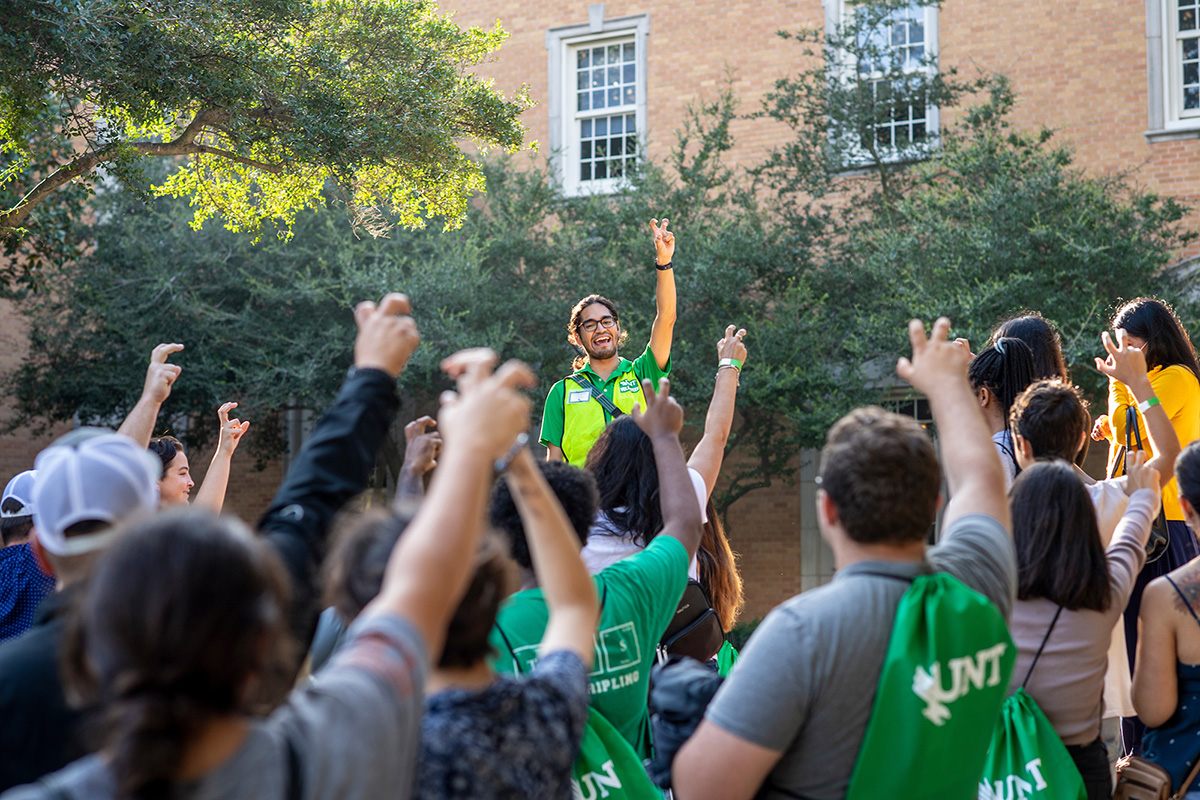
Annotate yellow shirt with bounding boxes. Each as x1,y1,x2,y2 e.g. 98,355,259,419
1107,364,1200,520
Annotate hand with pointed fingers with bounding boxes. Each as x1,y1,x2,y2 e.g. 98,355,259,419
896,317,970,396
438,348,536,459
718,325,748,364
1123,449,1162,498
650,217,675,265
353,293,420,378
1092,415,1112,442
143,343,184,404
1094,328,1149,388
403,415,442,474
216,402,251,456
631,377,684,439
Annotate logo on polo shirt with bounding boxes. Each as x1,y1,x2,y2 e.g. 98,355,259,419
618,379,640,394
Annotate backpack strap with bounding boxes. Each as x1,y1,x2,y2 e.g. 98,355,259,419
1021,605,1064,689
854,571,916,584
569,374,624,420
1164,575,1200,630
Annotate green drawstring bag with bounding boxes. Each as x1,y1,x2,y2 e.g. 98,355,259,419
573,707,661,800
978,608,1086,800
716,640,738,677
846,573,1016,800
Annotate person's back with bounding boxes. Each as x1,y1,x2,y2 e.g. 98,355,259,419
1135,440,1200,786
673,318,1017,800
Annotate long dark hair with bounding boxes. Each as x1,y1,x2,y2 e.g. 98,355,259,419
585,416,661,547
1112,297,1200,382
1011,460,1111,612
968,337,1038,420
63,509,294,800
993,313,1069,383
698,499,743,631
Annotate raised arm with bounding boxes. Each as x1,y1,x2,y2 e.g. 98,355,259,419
395,416,441,505
689,325,747,497
633,378,703,558
257,294,414,650
648,217,677,371
897,317,1010,530
363,351,535,660
116,343,183,447
504,448,599,665
1095,329,1181,486
193,402,250,512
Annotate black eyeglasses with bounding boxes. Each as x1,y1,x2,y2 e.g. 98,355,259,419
579,316,618,333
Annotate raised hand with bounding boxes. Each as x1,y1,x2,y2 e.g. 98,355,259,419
1094,328,1149,388
1123,449,1162,497
650,217,675,265
215,401,251,457
438,348,536,460
631,377,684,438
896,317,970,396
718,325,748,365
144,343,184,404
353,293,420,378
403,416,442,475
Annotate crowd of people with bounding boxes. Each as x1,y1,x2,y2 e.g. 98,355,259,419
0,219,1198,799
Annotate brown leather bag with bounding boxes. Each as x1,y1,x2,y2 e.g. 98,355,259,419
1113,752,1200,800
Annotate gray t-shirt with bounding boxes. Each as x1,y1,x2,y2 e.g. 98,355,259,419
704,513,1015,800
1,613,427,800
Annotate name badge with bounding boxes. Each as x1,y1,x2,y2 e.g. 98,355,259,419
568,390,591,404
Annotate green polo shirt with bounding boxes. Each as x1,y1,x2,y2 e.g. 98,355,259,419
540,343,670,464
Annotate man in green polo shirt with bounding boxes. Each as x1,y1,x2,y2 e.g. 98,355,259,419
541,217,678,465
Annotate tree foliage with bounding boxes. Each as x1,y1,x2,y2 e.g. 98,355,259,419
6,0,1194,515
0,0,531,284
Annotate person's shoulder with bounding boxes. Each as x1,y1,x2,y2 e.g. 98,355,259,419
599,534,687,579
1153,364,1200,393
2,754,111,800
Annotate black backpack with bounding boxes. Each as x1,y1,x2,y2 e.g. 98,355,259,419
657,579,725,663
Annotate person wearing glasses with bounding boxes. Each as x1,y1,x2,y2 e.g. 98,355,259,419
540,218,679,466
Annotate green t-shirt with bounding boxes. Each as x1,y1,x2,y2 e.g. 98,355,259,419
539,343,671,453
489,535,689,759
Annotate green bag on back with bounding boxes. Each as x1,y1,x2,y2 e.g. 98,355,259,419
978,689,1086,800
573,707,662,800
846,572,1016,800
978,607,1086,800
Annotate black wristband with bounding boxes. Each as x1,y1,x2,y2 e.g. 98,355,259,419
656,260,673,271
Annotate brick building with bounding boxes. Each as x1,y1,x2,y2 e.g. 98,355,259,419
3,0,1199,623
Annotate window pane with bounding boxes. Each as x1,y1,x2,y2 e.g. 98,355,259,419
1188,86,1200,109
596,117,608,136
1186,62,1199,85
595,160,608,179
608,44,621,63
592,68,604,87
1183,7,1198,30
611,137,624,155
623,64,635,83
610,159,624,178
581,119,592,138
624,43,635,62
593,89,605,108
578,50,590,69
626,135,638,154
581,162,591,181
595,140,607,158
611,115,624,134
578,92,589,111
908,20,924,44
913,121,926,140
608,87,621,105
1186,37,1200,61
608,66,621,84
578,71,589,90
581,141,592,159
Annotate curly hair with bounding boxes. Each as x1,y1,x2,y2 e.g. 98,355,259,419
567,294,629,370
489,461,598,571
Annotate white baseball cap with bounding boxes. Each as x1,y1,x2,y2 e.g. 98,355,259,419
32,430,160,556
1,470,36,518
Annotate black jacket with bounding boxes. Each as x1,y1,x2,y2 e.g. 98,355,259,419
0,366,399,791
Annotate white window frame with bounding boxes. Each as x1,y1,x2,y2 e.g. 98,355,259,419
824,0,940,164
546,5,649,196
1147,0,1200,138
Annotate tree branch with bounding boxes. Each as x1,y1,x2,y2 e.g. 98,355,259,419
1,109,280,231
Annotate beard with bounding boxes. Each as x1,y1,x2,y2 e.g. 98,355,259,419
583,333,618,361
